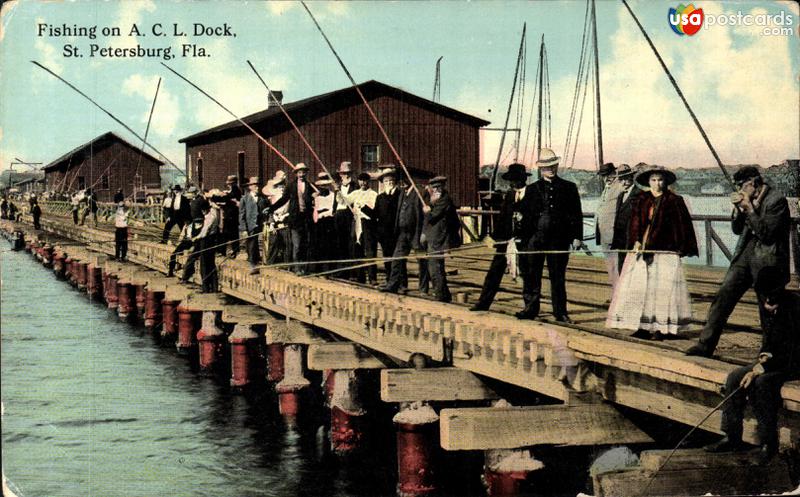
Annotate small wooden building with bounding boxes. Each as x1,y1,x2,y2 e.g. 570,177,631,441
178,80,490,206
43,132,163,202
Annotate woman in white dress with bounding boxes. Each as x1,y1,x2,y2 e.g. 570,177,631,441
606,166,699,339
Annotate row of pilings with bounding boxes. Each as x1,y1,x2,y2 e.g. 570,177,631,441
6,227,561,497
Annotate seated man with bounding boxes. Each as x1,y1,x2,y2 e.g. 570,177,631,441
704,271,800,465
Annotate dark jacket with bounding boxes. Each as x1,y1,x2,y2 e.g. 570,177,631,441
491,190,527,242
518,176,583,248
760,291,800,376
628,190,698,257
171,193,191,225
210,185,242,231
238,191,267,234
190,195,210,221
611,186,642,250
395,188,424,249
373,188,401,241
423,191,462,250
270,179,314,229
730,185,790,285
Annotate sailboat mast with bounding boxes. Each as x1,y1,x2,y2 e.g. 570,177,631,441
591,0,604,167
536,34,544,160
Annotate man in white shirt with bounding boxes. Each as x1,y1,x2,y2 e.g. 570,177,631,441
348,172,379,284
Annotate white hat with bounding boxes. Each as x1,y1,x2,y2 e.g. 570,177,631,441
535,148,560,168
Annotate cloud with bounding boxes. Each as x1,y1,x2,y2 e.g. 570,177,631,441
266,1,349,19
121,73,180,138
33,38,63,75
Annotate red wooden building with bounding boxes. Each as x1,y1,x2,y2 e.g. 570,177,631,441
43,132,163,202
178,80,489,206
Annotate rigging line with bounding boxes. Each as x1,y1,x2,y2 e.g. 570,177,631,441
620,0,734,187
485,22,526,190
588,50,598,170
520,53,541,164
544,44,552,149
131,77,161,202
571,51,592,169
514,36,527,162
591,0,604,167
31,61,186,179
247,60,355,213
300,1,426,206
563,0,592,165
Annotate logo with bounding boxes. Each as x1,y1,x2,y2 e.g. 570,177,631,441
669,4,704,36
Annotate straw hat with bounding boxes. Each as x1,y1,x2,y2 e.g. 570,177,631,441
634,166,677,187
616,164,634,178
338,161,353,173
294,162,309,172
225,175,237,184
379,167,397,180
535,148,560,168
429,175,447,187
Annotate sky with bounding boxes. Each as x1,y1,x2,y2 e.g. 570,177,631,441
0,0,798,178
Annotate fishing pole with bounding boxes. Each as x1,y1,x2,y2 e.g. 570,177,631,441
128,77,162,202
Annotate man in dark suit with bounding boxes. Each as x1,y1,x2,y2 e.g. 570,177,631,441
515,148,583,322
382,175,424,294
210,175,242,257
704,270,799,465
610,164,641,272
238,177,268,275
373,167,402,280
267,163,315,274
334,162,357,277
422,176,461,303
471,163,530,311
687,166,791,357
162,184,190,243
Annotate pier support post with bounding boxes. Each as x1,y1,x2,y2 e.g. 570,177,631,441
134,284,147,321
87,264,103,300
161,299,179,343
197,311,225,376
42,245,53,267
176,306,201,354
267,340,285,383
105,274,119,310
483,449,543,497
53,252,66,278
229,323,260,391
144,290,165,330
275,344,311,424
65,258,75,285
329,369,366,455
76,262,88,291
117,282,135,321
394,402,439,497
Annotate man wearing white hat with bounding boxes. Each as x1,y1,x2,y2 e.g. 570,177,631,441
334,161,357,276
311,171,337,273
262,170,290,265
238,177,268,274
515,148,583,322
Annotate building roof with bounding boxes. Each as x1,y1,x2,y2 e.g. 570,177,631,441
179,80,491,144
43,131,164,171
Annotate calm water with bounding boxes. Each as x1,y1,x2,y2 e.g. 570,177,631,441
0,247,401,497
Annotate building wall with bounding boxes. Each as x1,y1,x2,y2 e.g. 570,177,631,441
184,96,481,206
44,141,162,202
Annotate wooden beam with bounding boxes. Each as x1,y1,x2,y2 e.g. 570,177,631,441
380,367,499,402
307,343,387,370
181,292,230,311
266,321,327,345
439,404,653,450
221,305,277,325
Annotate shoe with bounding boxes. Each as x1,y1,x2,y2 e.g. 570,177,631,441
650,331,664,341
515,311,537,320
753,444,777,466
704,436,745,453
249,267,260,275
554,315,573,324
380,286,396,293
631,329,652,339
685,343,713,357
470,304,490,312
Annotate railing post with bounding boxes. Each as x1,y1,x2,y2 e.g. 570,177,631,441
704,219,713,266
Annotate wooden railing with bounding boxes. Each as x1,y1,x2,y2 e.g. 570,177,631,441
41,201,165,224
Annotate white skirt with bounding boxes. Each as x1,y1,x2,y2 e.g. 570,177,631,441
606,253,692,334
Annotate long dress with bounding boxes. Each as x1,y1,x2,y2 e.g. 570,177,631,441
606,189,698,335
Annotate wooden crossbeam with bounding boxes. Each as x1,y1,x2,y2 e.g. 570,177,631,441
180,292,230,311
221,305,277,325
266,321,327,345
380,367,499,402
439,404,653,450
307,343,386,370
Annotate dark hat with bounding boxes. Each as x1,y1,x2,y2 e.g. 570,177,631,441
357,172,371,181
501,163,531,182
172,184,183,192
616,164,634,177
635,166,677,187
429,175,447,186
598,162,616,176
225,175,237,184
732,165,762,185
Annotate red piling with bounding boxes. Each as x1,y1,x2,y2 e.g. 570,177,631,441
229,324,260,390
161,299,179,343
144,290,165,330
394,404,439,497
197,312,225,376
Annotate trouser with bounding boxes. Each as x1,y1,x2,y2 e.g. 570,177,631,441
161,217,185,243
427,242,451,302
115,227,128,261
379,234,398,280
311,217,337,274
33,213,41,230
698,257,767,352
80,208,97,226
385,230,415,291
72,209,78,224
354,224,378,283
603,246,618,288
219,224,239,256
199,236,218,293
245,231,261,268
168,239,192,276
418,239,430,293
267,227,291,266
519,240,570,318
474,245,508,309
722,365,788,448
334,210,355,276
181,241,201,282
290,219,311,274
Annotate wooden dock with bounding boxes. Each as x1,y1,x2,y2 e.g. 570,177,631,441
4,212,799,496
